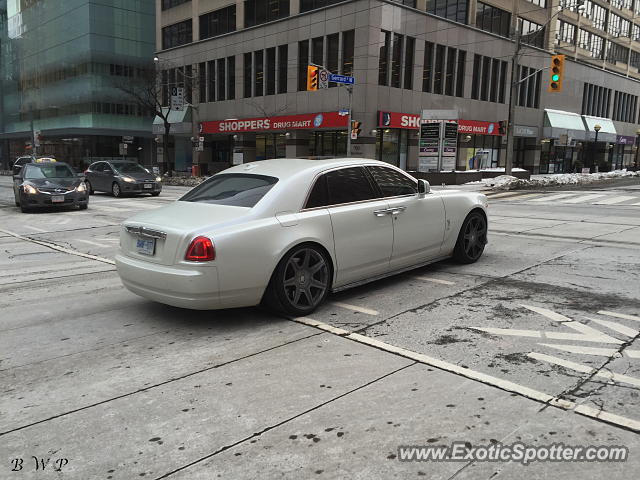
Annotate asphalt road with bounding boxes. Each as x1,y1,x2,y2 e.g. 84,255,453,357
1,175,639,479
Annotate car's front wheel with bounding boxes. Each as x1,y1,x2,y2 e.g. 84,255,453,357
453,211,487,264
112,182,121,198
85,180,94,195
264,244,331,316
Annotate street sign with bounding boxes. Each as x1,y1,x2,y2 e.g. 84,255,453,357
338,109,350,116
119,143,128,155
171,87,185,111
350,132,358,140
319,69,329,89
122,135,134,144
329,74,355,85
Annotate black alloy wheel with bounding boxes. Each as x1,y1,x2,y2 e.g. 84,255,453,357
454,211,487,264
85,180,93,195
112,182,121,198
265,245,331,316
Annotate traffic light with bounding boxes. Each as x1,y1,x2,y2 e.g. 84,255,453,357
307,65,319,91
548,54,565,93
350,120,361,139
498,120,507,135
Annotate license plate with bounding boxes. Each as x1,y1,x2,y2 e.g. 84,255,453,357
143,183,153,189
51,195,65,203
136,238,155,256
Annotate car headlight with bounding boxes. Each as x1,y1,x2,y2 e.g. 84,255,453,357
155,176,162,182
23,184,37,194
77,182,87,192
121,176,135,183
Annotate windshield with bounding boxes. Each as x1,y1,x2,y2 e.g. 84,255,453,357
24,164,75,179
112,162,150,174
180,173,278,208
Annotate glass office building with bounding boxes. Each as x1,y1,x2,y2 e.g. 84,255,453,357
0,0,155,170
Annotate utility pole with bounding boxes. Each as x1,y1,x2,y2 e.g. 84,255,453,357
505,2,520,177
346,85,353,157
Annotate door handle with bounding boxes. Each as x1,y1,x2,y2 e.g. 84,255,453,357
390,206,407,215
373,209,391,217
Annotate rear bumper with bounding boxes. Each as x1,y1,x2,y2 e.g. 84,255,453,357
121,181,162,193
115,253,220,310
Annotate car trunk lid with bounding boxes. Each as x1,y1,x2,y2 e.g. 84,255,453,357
120,201,250,265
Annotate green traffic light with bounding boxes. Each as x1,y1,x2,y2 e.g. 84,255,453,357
552,74,560,82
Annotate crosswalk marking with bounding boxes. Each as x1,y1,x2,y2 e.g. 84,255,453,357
505,193,543,201
561,194,606,204
531,193,576,202
413,276,456,286
331,302,379,316
593,195,637,205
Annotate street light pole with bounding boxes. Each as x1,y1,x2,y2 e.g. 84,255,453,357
346,85,353,158
594,124,601,172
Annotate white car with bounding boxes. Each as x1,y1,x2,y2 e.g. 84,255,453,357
115,158,488,315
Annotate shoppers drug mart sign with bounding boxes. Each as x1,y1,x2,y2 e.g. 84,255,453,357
201,112,349,134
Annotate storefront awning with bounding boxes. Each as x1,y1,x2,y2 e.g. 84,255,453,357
543,109,587,141
582,115,617,143
152,107,192,135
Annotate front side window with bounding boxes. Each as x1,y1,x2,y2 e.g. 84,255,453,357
367,166,417,197
326,167,379,206
180,173,278,208
25,164,74,179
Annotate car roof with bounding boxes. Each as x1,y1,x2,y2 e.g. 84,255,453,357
221,158,396,180
26,160,70,167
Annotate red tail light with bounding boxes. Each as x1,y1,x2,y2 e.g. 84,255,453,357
185,236,215,261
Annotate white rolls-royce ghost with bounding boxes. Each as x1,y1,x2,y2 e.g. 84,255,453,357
115,159,488,315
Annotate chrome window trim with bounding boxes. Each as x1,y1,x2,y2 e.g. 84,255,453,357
125,225,168,240
300,163,419,212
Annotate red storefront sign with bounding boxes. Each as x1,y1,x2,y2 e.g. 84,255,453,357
457,120,502,136
378,111,421,129
200,112,349,134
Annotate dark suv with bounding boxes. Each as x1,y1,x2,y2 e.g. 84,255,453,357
84,160,162,197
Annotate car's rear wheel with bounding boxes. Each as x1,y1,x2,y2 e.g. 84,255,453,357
453,211,487,264
151,192,160,196
265,244,331,316
85,180,93,195
112,182,121,197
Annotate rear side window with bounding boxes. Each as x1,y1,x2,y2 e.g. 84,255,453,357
367,166,417,197
90,162,104,172
180,173,278,208
325,167,379,206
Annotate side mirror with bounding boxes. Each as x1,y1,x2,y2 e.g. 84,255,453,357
418,179,430,196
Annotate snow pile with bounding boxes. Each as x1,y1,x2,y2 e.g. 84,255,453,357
478,169,640,190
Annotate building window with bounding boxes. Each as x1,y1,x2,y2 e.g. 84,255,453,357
245,0,290,28
480,56,490,101
582,83,611,117
578,29,604,59
434,44,445,94
228,56,236,100
471,54,506,103
391,33,404,88
608,14,631,38
342,30,355,76
199,62,207,103
207,61,216,102
476,2,510,37
524,0,546,6
378,30,391,85
471,54,481,100
254,50,264,96
266,47,276,95
300,0,344,12
632,24,640,42
278,45,288,94
422,41,434,93
516,66,541,108
426,0,468,24
200,5,236,40
612,91,638,123
519,18,545,48
217,58,226,100
456,50,466,97
312,36,324,67
605,42,629,64
162,20,192,50
244,52,252,97
298,40,309,91
631,50,640,71
327,33,339,82
557,20,576,45
445,48,456,96
404,37,415,90
162,0,190,10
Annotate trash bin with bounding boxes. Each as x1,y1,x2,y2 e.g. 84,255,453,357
191,164,200,177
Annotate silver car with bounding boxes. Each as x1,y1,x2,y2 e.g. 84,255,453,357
84,160,162,197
